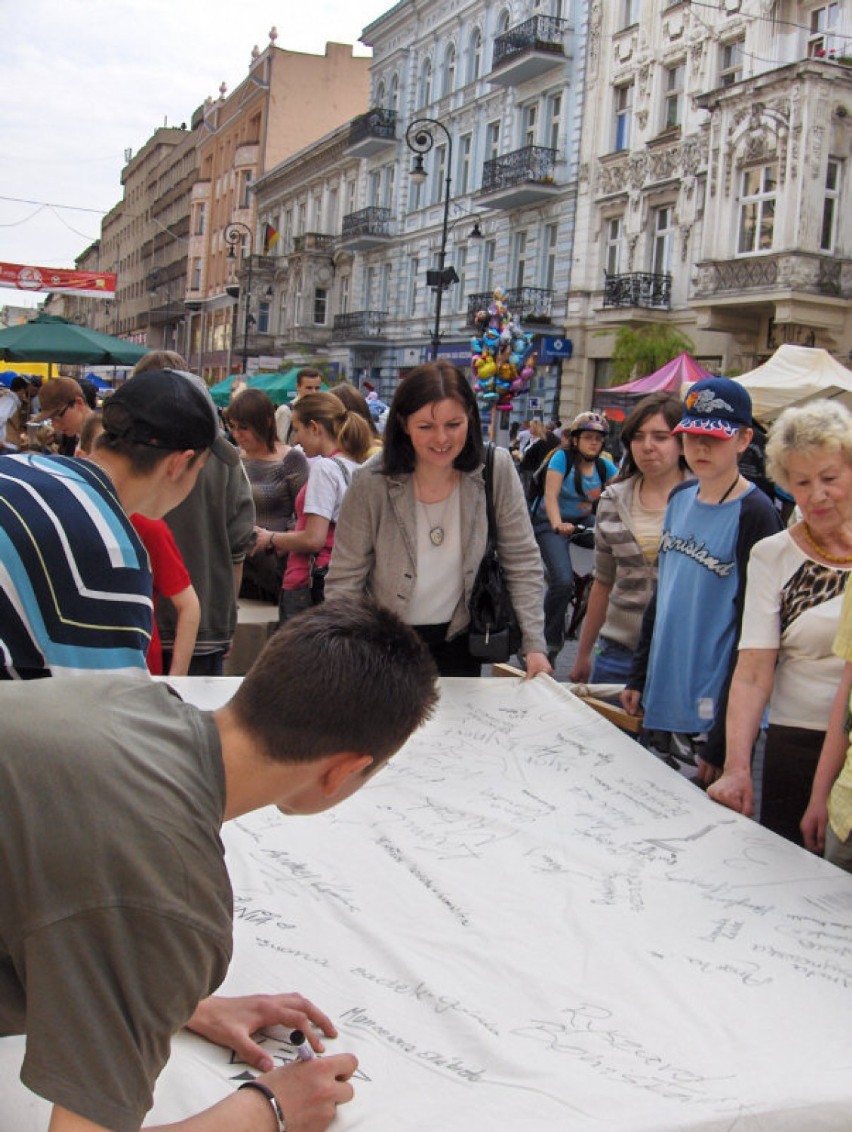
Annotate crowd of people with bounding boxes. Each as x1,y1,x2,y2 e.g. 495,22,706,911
1,355,851,1132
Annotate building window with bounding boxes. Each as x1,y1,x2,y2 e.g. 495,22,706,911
514,230,529,289
369,170,381,207
382,164,396,209
821,159,841,251
485,120,500,163
257,301,270,334
314,288,327,325
419,57,433,106
497,9,511,34
543,222,558,290
443,43,456,96
546,93,562,151
622,0,640,28
433,144,447,207
605,217,623,275
662,63,685,130
241,171,253,209
651,206,674,274
375,80,386,107
808,4,840,57
458,134,472,196
468,29,482,83
339,274,350,315
522,103,538,147
613,83,633,152
481,238,496,291
191,258,202,291
194,203,206,236
719,39,744,87
455,246,468,312
389,73,399,111
408,257,419,316
738,166,776,254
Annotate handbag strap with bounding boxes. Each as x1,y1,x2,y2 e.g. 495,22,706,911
482,443,498,551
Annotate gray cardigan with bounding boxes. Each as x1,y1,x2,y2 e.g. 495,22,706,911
326,446,547,654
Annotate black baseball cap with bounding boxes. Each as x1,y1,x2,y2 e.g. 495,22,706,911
103,370,218,451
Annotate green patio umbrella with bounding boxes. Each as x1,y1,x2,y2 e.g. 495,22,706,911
0,313,147,366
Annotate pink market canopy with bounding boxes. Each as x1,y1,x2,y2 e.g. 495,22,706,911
594,353,714,413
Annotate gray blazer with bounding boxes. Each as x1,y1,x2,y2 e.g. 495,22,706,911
326,445,547,654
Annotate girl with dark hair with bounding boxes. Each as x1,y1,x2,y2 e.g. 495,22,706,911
229,388,309,602
326,361,549,678
254,392,371,623
569,392,688,685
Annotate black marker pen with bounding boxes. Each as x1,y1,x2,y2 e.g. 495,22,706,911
289,1028,315,1061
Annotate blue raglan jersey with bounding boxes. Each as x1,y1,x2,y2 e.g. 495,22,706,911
637,480,782,740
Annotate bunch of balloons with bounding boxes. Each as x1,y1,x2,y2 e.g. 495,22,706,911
470,287,537,411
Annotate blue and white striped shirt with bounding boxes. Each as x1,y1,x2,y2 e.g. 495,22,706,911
0,454,152,679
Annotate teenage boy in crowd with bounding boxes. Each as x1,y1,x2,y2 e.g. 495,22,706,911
621,377,782,783
0,370,217,679
0,599,439,1132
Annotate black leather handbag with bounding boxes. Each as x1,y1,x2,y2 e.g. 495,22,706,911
467,445,522,663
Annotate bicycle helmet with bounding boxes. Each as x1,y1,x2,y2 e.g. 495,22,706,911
569,409,609,436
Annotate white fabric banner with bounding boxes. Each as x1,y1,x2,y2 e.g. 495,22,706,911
2,675,851,1130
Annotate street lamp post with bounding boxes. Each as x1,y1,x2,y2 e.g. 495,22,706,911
225,221,254,375
406,118,457,362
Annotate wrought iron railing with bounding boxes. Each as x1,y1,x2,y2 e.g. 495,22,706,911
332,310,388,338
602,271,672,309
292,233,336,253
341,207,393,241
481,146,557,194
492,16,568,69
466,287,554,326
348,107,398,147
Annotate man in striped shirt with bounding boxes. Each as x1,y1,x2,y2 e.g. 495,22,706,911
0,370,217,679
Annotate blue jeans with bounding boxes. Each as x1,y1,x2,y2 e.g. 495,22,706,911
533,515,575,655
590,637,634,685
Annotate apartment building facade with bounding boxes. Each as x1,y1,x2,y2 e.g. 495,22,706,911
564,0,851,410
246,0,586,415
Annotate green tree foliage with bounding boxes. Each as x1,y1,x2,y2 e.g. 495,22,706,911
609,324,696,385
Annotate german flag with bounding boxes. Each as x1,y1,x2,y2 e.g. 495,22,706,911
263,224,280,255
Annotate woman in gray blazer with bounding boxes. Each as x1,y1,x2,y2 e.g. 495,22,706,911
326,362,550,677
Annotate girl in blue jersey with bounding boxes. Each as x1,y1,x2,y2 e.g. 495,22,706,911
621,377,782,785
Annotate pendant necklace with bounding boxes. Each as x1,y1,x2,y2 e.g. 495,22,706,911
802,523,852,565
419,496,452,546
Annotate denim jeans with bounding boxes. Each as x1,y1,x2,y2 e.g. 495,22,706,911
533,515,575,655
590,637,634,685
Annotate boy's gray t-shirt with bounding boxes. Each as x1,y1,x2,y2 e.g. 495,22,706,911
0,677,232,1132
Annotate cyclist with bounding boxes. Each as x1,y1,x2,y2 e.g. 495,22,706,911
532,410,617,666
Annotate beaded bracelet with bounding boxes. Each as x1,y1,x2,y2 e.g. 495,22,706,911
238,1079,287,1131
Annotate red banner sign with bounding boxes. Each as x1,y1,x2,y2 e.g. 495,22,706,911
0,261,117,298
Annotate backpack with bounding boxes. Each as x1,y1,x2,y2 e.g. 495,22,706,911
527,449,608,516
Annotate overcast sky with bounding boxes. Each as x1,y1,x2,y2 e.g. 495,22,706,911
2,0,383,307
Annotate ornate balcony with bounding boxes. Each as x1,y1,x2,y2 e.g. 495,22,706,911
347,107,398,157
339,207,393,251
291,233,336,254
602,272,672,310
478,146,560,210
489,16,570,86
693,253,851,300
467,287,554,327
331,310,388,342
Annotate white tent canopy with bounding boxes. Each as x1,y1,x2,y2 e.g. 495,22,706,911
734,344,852,421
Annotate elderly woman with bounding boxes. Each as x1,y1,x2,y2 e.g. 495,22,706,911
228,388,308,601
708,399,852,844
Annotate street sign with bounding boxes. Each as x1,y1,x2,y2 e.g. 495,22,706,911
541,336,573,360
528,396,542,409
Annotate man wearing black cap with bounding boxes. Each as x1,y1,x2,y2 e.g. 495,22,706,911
0,369,218,679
